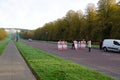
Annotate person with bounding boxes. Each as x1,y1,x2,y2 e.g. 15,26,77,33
99,40,103,50
78,41,81,49
87,40,92,52
81,39,86,48
16,36,18,42
71,41,75,49
64,41,67,50
62,40,67,50
74,40,78,50
58,40,63,50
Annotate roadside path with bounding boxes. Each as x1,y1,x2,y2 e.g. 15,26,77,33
0,41,36,80
21,40,120,80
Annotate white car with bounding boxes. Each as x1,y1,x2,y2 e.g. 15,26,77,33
28,38,32,42
102,39,120,52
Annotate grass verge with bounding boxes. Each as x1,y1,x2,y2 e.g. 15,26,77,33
92,45,99,49
0,38,10,55
15,42,114,80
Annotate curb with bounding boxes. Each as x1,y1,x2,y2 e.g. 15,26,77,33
15,43,40,80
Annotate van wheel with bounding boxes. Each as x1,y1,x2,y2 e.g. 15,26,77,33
119,50,120,53
103,47,107,52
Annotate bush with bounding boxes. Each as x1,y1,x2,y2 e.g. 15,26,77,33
0,29,7,40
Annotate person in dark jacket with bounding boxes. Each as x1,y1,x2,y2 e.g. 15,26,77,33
99,41,103,50
71,41,75,49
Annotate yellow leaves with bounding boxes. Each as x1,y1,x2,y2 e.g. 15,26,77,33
0,29,7,40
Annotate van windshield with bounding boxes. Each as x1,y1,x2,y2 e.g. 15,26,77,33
113,41,120,46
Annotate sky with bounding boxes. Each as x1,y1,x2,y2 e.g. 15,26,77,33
0,0,100,30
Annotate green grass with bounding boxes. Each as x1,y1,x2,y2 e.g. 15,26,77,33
15,42,114,80
92,45,99,49
0,38,10,55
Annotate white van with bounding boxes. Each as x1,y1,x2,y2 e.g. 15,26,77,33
102,39,120,52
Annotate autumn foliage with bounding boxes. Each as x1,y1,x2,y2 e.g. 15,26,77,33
0,29,7,40
20,0,120,42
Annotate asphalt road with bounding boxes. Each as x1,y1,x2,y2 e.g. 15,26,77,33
21,40,120,80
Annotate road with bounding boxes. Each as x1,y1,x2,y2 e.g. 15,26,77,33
21,40,120,80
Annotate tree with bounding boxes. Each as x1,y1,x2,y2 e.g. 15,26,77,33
65,10,83,40
85,3,98,40
97,0,116,39
0,29,7,40
24,0,120,42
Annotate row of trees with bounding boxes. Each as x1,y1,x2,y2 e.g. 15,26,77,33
20,0,120,42
0,29,7,40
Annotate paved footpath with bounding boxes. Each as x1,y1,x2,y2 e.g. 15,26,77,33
0,41,36,80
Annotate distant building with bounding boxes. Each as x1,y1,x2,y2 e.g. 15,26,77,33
4,28,20,33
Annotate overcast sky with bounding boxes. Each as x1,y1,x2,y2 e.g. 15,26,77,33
0,0,99,30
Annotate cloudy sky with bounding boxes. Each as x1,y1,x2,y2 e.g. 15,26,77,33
0,0,99,30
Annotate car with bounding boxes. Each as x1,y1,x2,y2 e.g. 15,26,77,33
102,39,120,52
28,38,32,42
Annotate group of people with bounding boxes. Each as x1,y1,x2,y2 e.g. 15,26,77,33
71,40,91,52
58,40,68,50
58,39,92,52
72,40,86,49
